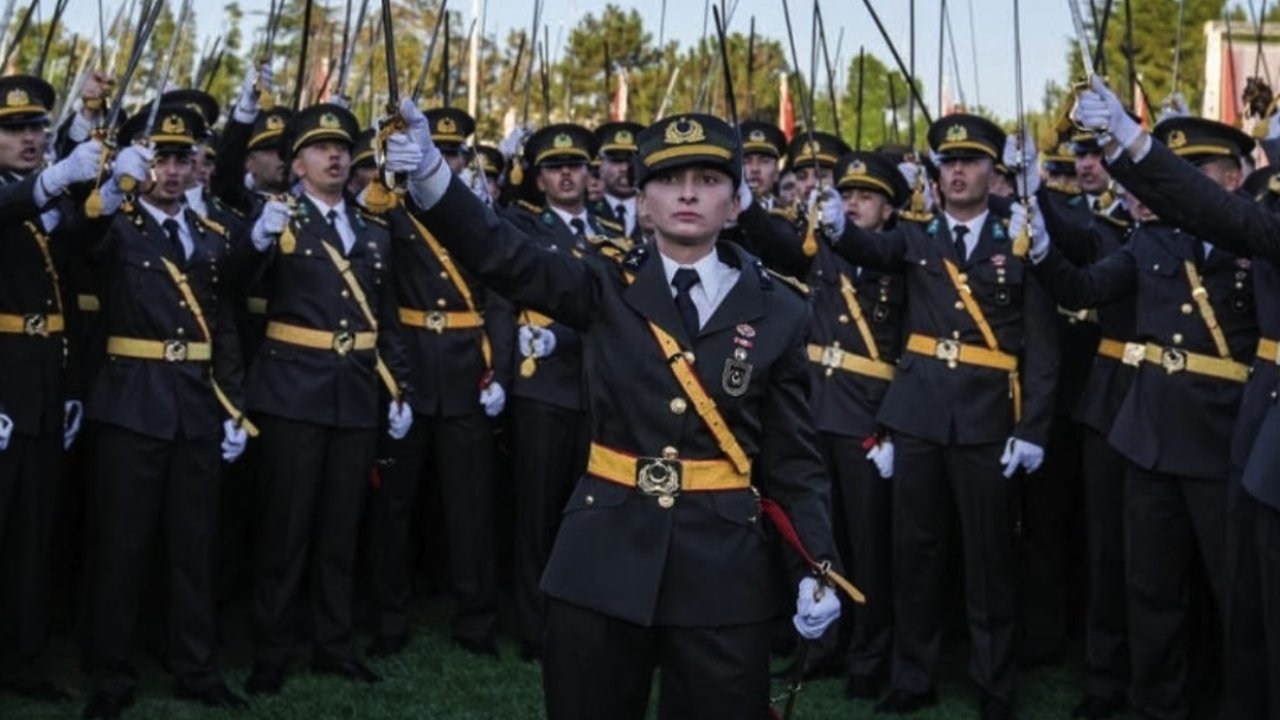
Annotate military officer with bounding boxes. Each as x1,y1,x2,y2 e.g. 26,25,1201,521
500,123,628,661
425,107,475,175
740,120,787,209
1075,78,1280,720
822,114,1060,720
1037,93,1261,720
365,113,514,661
472,143,506,203
0,74,101,705
241,104,412,695
593,121,644,239
789,130,853,200
79,104,251,719
387,106,844,719
214,67,293,218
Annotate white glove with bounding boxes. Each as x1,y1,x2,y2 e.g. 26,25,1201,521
1001,129,1041,198
112,144,153,190
221,418,248,462
398,98,451,210
388,400,413,440
792,576,842,640
897,161,920,190
817,186,846,239
1009,200,1050,263
737,178,754,211
251,198,293,252
479,382,506,417
1000,437,1045,478
0,412,12,452
329,93,352,110
1157,92,1190,123
63,400,83,450
866,438,894,479
1072,76,1143,150
498,123,531,159
384,130,425,174
234,65,270,123
39,140,104,199
518,325,556,359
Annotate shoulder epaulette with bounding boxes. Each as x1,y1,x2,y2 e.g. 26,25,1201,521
588,233,634,255
620,244,651,273
1045,179,1082,196
1094,212,1131,230
358,210,390,227
596,217,625,234
211,196,245,219
194,213,226,237
760,263,810,297
897,208,935,224
517,199,543,215
768,205,800,223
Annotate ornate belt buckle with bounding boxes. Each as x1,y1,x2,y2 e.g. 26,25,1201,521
935,338,960,368
820,345,844,369
163,340,188,362
22,313,47,337
1122,342,1146,367
635,457,682,504
1161,347,1187,374
425,311,447,334
332,330,355,356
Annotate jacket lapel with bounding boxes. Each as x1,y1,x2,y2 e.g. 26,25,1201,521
699,244,765,339
623,248,695,346
966,214,1005,268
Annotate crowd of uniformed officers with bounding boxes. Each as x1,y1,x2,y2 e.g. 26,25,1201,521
0,57,1278,720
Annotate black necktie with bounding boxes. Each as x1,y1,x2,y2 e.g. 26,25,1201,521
326,209,338,227
569,217,586,237
672,267,701,339
615,204,627,226
161,218,185,262
952,225,970,263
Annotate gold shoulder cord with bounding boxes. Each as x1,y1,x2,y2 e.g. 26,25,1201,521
941,258,1021,422
317,241,402,400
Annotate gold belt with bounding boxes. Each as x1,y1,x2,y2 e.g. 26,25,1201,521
397,307,484,333
806,343,896,381
0,312,65,337
586,443,751,506
905,333,1017,371
1257,338,1280,366
106,336,212,362
1123,341,1250,383
265,321,376,356
1095,338,1141,363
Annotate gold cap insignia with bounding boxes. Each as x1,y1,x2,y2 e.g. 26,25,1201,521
1057,142,1072,156
6,88,29,108
945,124,968,142
665,117,705,145
748,129,766,142
319,112,341,130
553,132,573,148
802,140,823,158
849,159,867,176
615,129,633,145
437,117,457,134
1168,129,1187,149
266,115,285,131
161,114,186,136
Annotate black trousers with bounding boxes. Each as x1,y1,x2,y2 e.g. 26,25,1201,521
1080,429,1128,701
542,598,772,720
253,414,375,667
1257,500,1280,720
819,431,892,680
1019,417,1081,664
369,410,497,643
87,423,222,696
1124,466,1226,720
511,398,588,650
890,433,1018,703
1222,474,1269,719
0,431,60,682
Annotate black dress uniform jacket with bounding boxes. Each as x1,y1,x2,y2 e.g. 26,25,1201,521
1034,220,1258,483
86,204,245,439
245,196,411,429
0,174,69,436
833,212,1060,447
385,203,513,417
413,178,836,628
1104,140,1280,507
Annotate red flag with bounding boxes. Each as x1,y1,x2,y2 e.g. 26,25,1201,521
779,72,795,140
610,71,629,121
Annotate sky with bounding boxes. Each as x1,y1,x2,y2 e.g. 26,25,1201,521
48,0,1243,121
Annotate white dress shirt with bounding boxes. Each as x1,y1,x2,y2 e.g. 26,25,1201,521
606,193,637,236
305,192,356,254
184,186,209,218
549,205,590,235
659,249,740,330
944,209,990,261
138,198,193,260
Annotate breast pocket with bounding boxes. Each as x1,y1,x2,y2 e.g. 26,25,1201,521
122,246,173,302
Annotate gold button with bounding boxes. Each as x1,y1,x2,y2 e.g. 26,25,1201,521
1172,333,1183,345
661,446,679,459
658,495,675,509
1235,283,1244,290
952,330,961,339
669,398,688,415
955,301,965,311
919,259,927,266
45,298,52,306
340,319,349,328
305,249,313,256
1181,303,1193,315
1152,264,1160,271
143,261,151,268
176,327,185,336
341,289,350,298
838,314,849,324
684,352,695,363
179,300,187,308
824,368,834,377
436,298,448,308
584,495,595,506
957,273,968,283
439,271,449,280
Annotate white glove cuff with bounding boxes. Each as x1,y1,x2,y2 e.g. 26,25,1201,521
408,162,452,211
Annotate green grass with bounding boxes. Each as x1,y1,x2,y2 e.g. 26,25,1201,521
0,600,1090,720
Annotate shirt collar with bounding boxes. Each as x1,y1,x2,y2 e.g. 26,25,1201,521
138,197,187,230
549,205,589,229
605,193,635,210
660,246,729,298
943,209,989,238
305,192,347,221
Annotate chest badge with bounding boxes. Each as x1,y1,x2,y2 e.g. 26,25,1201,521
722,358,752,397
